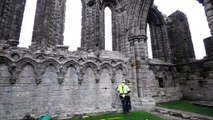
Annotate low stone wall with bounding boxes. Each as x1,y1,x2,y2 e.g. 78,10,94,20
152,87,183,103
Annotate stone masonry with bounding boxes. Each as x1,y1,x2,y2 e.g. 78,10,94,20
0,0,26,48
167,11,195,64
0,0,213,119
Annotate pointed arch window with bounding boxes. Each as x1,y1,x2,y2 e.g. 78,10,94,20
147,24,153,58
105,7,112,51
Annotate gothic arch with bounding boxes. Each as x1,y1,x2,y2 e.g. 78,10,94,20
82,61,98,73
100,62,115,83
147,6,165,25
127,0,154,37
41,58,63,83
100,62,113,74
114,63,127,76
16,57,38,70
101,0,122,51
9,58,38,84
101,0,118,9
0,56,13,68
41,58,61,70
63,60,80,72
114,63,123,71
147,6,171,62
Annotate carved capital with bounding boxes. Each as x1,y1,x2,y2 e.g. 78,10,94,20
111,70,116,83
57,67,66,84
9,63,18,84
58,77,64,84
78,78,83,84
138,35,148,42
35,65,45,85
10,77,17,84
129,35,147,44
95,68,100,83
35,77,42,84
77,66,84,84
8,39,19,47
129,39,135,47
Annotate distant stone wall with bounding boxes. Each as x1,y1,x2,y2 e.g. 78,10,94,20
177,58,213,101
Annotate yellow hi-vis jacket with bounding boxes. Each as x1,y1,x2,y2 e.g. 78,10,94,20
117,83,130,97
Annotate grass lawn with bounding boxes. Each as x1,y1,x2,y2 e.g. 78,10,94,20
66,112,164,120
158,101,213,117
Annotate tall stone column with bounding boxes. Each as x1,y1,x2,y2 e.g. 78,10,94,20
31,0,66,51
129,35,155,111
167,11,195,63
203,0,213,37
204,36,213,57
129,35,148,98
0,0,26,48
81,0,104,51
137,35,150,97
129,38,139,98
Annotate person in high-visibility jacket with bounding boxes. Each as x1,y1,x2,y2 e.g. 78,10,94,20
117,80,131,114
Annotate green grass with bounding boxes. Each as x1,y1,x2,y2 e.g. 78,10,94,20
66,112,164,120
159,101,213,117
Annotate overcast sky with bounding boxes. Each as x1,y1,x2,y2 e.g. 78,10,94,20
19,0,210,59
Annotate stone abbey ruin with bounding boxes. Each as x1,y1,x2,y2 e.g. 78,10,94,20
0,0,213,119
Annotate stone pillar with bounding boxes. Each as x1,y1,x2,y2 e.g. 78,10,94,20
167,11,195,63
129,35,156,111
129,39,139,98
81,0,104,51
204,36,213,57
31,0,66,51
203,0,213,36
129,35,148,98
0,0,26,48
137,35,151,97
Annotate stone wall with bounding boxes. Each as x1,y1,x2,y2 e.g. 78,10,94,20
0,48,130,119
0,0,213,119
148,59,183,103
177,58,213,101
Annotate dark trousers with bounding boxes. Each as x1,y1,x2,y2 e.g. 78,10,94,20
120,95,131,114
